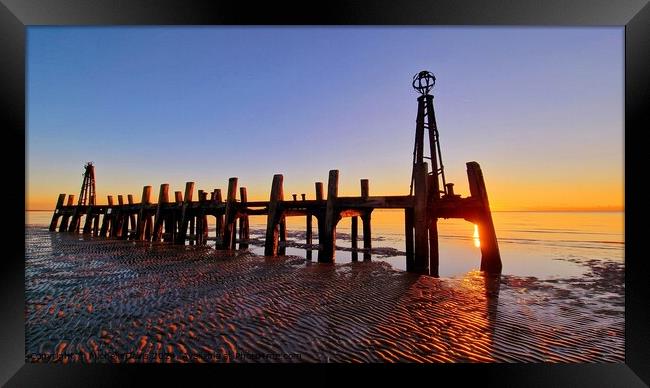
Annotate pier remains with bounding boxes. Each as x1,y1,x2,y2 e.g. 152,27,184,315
49,71,502,276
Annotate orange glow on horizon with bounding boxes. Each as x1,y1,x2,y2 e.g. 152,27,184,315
25,165,624,213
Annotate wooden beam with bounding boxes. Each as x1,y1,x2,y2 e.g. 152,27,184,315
315,182,324,201
264,174,284,256
467,161,502,274
339,209,363,218
334,195,414,209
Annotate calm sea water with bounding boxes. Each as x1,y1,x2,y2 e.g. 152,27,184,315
26,210,623,279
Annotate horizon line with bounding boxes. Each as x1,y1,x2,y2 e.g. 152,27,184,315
25,208,625,213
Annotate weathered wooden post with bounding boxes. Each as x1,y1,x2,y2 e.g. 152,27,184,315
214,189,224,236
360,179,369,199
467,161,502,274
221,178,238,250
92,197,100,237
152,184,169,242
360,179,371,261
112,195,125,238
306,213,313,246
160,192,174,242
49,193,66,231
445,183,456,196
172,191,182,242
82,197,95,235
176,182,194,244
362,214,372,261
305,212,313,260
319,170,339,263
107,195,116,236
67,197,83,234
99,195,114,237
413,162,429,273
279,216,287,255
189,217,195,245
198,190,209,244
58,195,75,232
127,194,136,239
351,216,359,262
405,208,415,271
136,186,152,241
108,195,121,237
239,187,249,249
264,174,284,256
194,190,204,245
428,218,440,277
310,182,324,260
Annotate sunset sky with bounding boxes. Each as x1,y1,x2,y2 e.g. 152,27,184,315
26,27,623,211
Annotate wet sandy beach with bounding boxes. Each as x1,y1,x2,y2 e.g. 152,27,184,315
25,226,623,363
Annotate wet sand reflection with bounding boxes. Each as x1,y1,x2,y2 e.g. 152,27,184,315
26,227,622,363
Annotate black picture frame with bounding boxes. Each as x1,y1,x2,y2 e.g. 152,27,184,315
3,0,648,386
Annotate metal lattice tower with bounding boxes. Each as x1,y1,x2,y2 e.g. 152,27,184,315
78,162,96,206
410,71,447,199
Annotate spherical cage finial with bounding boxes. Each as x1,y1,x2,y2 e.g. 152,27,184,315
412,71,436,95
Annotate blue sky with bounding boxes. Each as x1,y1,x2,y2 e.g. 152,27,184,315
26,27,623,210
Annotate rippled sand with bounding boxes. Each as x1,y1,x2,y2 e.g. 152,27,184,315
25,227,623,363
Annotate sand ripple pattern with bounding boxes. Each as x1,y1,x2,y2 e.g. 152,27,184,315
25,227,623,363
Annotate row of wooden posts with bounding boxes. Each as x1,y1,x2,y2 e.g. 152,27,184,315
49,171,376,263
50,163,501,275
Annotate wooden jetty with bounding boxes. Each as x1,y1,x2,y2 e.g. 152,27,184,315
48,71,502,276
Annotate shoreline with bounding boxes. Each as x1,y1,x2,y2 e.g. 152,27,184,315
25,226,623,363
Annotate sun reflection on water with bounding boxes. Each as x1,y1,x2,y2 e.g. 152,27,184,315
473,224,481,248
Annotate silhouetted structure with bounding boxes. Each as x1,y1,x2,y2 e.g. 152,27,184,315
48,71,502,275
407,71,501,275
